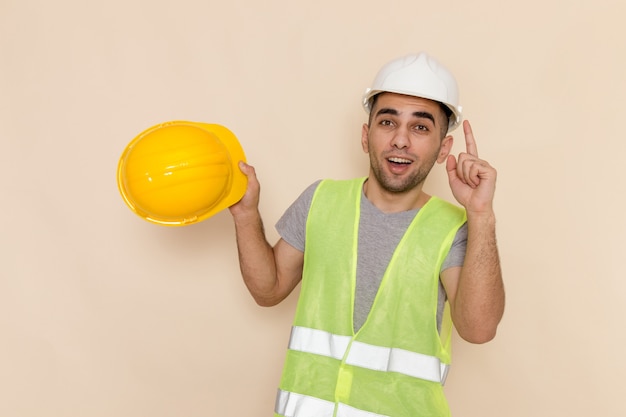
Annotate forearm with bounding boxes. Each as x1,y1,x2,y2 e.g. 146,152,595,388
232,209,281,306
452,211,505,343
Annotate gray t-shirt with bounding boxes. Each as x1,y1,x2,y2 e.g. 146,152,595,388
276,180,468,333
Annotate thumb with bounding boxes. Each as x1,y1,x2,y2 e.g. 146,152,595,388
238,161,256,178
238,161,260,193
229,161,260,213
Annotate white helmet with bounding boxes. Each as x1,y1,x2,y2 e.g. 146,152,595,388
362,53,463,131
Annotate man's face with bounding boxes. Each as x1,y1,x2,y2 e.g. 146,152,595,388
361,93,453,194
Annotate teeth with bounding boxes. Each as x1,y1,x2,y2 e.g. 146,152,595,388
388,157,411,164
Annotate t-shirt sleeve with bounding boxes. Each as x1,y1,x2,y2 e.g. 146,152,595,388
441,222,468,271
275,180,322,252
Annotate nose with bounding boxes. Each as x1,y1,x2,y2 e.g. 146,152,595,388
391,125,410,149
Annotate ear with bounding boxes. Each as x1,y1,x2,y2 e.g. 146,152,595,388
436,135,454,163
361,123,370,153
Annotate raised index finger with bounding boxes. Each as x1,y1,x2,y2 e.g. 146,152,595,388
463,120,479,157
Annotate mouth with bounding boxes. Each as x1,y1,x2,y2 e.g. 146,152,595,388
387,157,412,165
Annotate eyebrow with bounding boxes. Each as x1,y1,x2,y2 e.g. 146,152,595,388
375,107,436,125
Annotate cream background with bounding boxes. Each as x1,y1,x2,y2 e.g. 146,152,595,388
1,0,624,416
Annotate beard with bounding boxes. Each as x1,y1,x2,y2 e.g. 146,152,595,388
369,150,439,194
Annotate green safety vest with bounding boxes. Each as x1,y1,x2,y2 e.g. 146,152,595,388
275,178,466,417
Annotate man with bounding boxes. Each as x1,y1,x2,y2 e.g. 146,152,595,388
229,52,505,417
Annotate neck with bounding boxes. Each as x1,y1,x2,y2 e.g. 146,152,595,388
362,178,431,213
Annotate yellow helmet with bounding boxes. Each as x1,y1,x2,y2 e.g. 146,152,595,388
117,121,247,226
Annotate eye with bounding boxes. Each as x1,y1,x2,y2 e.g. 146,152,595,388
414,124,429,132
379,119,393,126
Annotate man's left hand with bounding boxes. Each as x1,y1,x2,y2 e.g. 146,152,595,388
446,120,497,215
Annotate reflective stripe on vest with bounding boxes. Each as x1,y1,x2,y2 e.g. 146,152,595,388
276,390,392,417
289,326,449,384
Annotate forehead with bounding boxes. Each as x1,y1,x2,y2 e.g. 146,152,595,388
372,92,443,117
